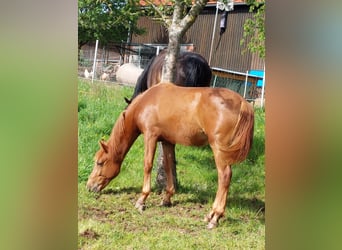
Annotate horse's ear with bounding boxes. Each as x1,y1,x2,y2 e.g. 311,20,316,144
124,97,131,104
99,140,108,153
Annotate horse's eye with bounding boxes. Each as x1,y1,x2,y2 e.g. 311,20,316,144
96,161,104,167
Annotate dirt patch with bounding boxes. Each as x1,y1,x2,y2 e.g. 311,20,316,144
79,205,116,225
79,228,100,240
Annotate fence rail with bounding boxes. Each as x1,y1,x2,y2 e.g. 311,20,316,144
78,43,265,106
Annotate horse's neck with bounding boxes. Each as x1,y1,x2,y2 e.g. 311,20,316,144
107,111,139,163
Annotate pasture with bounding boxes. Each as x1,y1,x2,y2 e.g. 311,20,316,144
78,79,265,249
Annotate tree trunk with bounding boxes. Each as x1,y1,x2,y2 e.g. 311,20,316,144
156,1,185,191
161,1,184,82
155,0,208,191
155,143,177,191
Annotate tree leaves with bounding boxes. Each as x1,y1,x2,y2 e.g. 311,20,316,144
78,0,144,47
241,0,265,58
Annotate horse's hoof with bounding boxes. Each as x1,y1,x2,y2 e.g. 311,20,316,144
203,215,211,223
135,202,145,213
204,213,214,223
137,206,144,213
161,200,172,207
207,221,218,230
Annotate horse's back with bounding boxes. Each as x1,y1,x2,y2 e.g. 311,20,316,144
135,83,246,118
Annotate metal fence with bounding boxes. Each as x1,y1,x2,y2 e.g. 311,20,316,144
78,43,164,81
211,67,265,101
78,42,265,106
78,42,196,81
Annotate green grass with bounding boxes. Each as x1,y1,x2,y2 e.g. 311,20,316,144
78,79,265,249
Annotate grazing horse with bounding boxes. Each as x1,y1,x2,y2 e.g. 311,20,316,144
87,83,254,229
125,50,212,103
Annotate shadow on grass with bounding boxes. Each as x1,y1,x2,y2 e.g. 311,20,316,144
179,190,263,214
100,186,142,195
163,183,265,222
176,184,213,204
100,186,263,210
228,196,265,215
221,196,265,226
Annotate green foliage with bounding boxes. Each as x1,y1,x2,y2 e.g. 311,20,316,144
78,79,265,248
78,0,144,48
240,0,265,58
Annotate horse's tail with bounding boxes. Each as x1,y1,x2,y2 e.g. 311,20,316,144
227,101,255,163
125,55,156,104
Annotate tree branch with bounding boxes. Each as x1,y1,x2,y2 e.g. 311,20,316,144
145,0,172,27
180,0,208,32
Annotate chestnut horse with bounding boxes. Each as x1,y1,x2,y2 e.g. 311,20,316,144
87,83,254,229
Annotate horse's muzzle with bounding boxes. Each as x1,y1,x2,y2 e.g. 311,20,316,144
86,182,102,193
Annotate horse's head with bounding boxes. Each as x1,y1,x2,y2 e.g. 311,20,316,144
86,140,121,192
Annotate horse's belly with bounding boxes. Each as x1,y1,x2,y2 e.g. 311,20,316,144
162,128,208,146
183,132,208,146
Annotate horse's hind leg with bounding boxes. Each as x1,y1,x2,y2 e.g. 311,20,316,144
205,150,233,229
160,142,176,207
135,135,157,213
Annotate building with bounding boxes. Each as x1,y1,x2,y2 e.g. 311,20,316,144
132,0,264,72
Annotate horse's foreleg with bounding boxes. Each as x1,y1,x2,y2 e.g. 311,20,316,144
135,136,157,213
205,161,232,229
161,142,176,207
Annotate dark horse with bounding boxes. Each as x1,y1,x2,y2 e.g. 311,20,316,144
87,83,254,229
125,50,212,103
